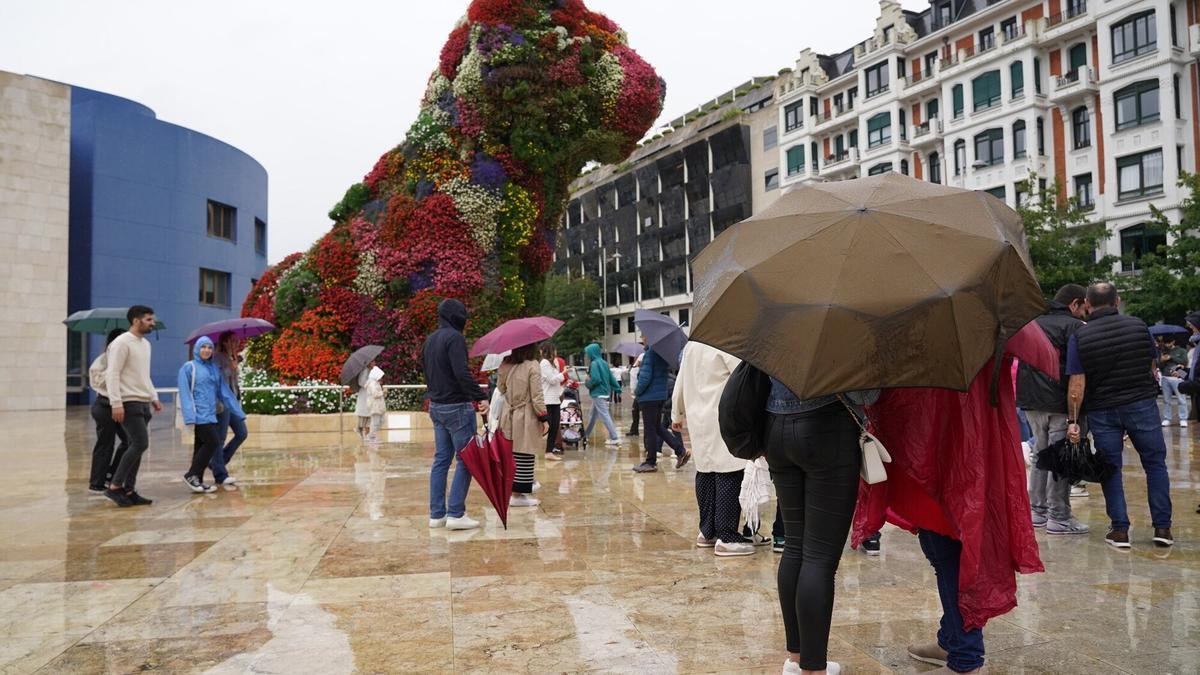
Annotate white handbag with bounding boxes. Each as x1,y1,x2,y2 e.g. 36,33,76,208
839,396,891,484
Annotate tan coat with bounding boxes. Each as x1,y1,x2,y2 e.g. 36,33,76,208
497,360,547,455
671,342,745,474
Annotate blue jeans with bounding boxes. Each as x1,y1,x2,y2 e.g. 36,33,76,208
1088,397,1173,530
918,530,985,673
429,402,476,519
584,395,618,441
209,408,248,483
1161,376,1190,422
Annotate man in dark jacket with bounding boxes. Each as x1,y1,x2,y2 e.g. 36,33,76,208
1066,282,1172,549
633,347,689,473
422,299,488,531
1017,284,1089,535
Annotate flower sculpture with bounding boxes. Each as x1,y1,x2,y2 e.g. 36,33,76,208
242,0,663,383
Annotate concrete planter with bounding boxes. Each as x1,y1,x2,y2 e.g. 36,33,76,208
241,411,435,447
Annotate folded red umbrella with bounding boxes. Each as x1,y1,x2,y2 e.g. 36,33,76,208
469,316,564,358
457,429,515,528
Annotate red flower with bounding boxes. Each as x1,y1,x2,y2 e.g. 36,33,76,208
310,233,359,286
272,307,350,382
606,44,663,155
467,0,538,26
439,23,472,79
242,252,303,323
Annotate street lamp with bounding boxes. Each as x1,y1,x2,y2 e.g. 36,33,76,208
600,248,622,354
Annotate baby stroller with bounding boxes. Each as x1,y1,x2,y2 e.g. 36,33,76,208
559,387,584,449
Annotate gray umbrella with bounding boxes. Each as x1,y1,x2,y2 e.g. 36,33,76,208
634,309,687,368
614,341,645,358
341,345,384,392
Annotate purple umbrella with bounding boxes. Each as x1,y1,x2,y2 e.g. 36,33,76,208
469,316,564,358
614,341,644,358
184,318,275,345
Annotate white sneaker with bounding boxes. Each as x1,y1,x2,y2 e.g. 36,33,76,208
1182,420,1190,428
445,515,480,530
429,517,446,528
1070,485,1089,498
696,533,716,548
744,532,772,546
1163,420,1172,427
510,494,540,507
713,539,755,557
783,659,801,674
532,480,542,493
605,438,622,447
221,476,237,485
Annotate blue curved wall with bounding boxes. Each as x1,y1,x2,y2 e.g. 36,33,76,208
68,87,268,399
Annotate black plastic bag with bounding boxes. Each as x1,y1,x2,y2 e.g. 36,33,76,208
1035,436,1115,484
718,361,772,460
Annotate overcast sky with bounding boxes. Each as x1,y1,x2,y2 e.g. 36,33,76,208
0,1,927,263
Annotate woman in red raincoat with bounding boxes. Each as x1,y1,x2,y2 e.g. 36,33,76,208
852,323,1057,674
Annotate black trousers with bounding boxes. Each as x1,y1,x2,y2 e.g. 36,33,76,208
641,400,685,464
629,398,640,433
696,470,746,542
111,401,152,489
767,405,861,671
545,403,562,453
90,397,129,488
188,423,221,481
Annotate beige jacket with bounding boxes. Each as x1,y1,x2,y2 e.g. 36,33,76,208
498,360,547,455
672,342,745,474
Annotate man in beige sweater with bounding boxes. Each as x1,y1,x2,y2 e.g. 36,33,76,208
104,305,162,507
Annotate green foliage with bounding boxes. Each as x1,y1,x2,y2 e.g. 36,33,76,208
541,273,602,360
1123,172,1200,324
1016,175,1117,298
273,263,320,326
386,387,425,412
721,108,744,122
239,367,298,415
328,182,372,222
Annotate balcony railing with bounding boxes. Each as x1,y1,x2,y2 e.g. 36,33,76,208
1002,25,1028,44
823,148,860,169
940,55,959,70
1047,0,1087,28
913,119,943,139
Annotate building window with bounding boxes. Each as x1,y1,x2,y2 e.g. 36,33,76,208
900,159,909,175
254,218,267,255
952,84,964,118
206,200,236,241
1072,107,1091,149
611,319,621,336
1174,74,1182,119
847,87,858,110
1112,11,1157,64
786,146,806,175
809,96,819,117
1001,17,1018,40
763,126,778,150
979,26,995,51
811,141,819,170
1115,80,1160,130
784,102,803,132
1171,4,1179,47
954,139,966,175
1075,173,1094,208
1010,61,1024,98
899,108,907,141
883,24,894,42
924,51,937,76
765,169,780,191
833,93,845,113
1033,57,1042,94
866,61,890,98
972,71,1001,111
678,308,690,327
835,135,845,157
1120,224,1167,271
868,163,893,176
1117,149,1164,199
199,268,232,308
849,129,859,148
985,186,1007,200
627,316,635,333
1013,120,1027,158
974,128,1004,166
1016,183,1030,206
927,98,940,120
1036,117,1045,154
867,112,892,148
1068,43,1087,76
937,3,952,27
929,152,942,184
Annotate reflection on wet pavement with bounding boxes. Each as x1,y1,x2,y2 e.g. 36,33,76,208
1,408,1198,673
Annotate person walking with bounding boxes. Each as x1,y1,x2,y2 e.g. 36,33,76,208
582,343,621,447
1016,283,1089,535
364,366,386,441
209,331,248,487
1066,282,1173,548
178,336,240,494
354,360,379,440
103,305,162,507
670,342,753,556
632,343,689,473
422,299,487,531
627,352,642,437
88,329,131,495
499,344,550,508
1158,334,1190,427
539,344,566,460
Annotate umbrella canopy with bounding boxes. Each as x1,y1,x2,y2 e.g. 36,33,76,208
690,173,1046,399
480,351,511,372
458,430,516,528
63,308,166,334
340,345,384,392
614,341,645,358
184,318,275,345
634,309,687,368
1149,324,1190,336
469,316,563,358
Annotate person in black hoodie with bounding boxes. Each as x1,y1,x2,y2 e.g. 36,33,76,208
422,299,488,531
1017,283,1089,535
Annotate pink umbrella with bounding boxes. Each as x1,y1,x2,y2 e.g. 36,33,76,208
469,316,564,358
184,318,275,345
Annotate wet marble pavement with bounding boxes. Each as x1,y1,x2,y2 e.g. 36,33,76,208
2,407,1199,674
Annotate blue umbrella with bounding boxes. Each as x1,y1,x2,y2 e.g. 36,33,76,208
1150,324,1189,336
634,309,687,368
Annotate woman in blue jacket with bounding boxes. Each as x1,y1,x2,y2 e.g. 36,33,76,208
633,346,689,473
178,336,241,493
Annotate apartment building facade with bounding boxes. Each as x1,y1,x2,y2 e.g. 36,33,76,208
777,0,1198,268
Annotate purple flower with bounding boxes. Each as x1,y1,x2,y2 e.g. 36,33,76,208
471,154,508,192
415,180,435,201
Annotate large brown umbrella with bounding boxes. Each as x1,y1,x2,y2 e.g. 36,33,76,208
690,173,1045,399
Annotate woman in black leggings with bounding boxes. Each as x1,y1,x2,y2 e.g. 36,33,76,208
767,379,877,675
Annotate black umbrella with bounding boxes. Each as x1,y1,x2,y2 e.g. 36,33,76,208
1035,437,1115,484
634,309,687,368
341,345,384,393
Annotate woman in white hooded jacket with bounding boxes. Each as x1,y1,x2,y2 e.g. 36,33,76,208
671,341,755,557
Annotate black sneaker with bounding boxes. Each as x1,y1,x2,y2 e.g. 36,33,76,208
632,462,658,473
772,536,785,553
626,431,639,437
126,491,153,506
104,488,133,507
88,485,106,495
862,533,882,556
184,475,217,493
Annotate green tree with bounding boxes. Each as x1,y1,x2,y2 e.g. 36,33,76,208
1123,172,1200,324
540,273,602,360
1016,175,1117,298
